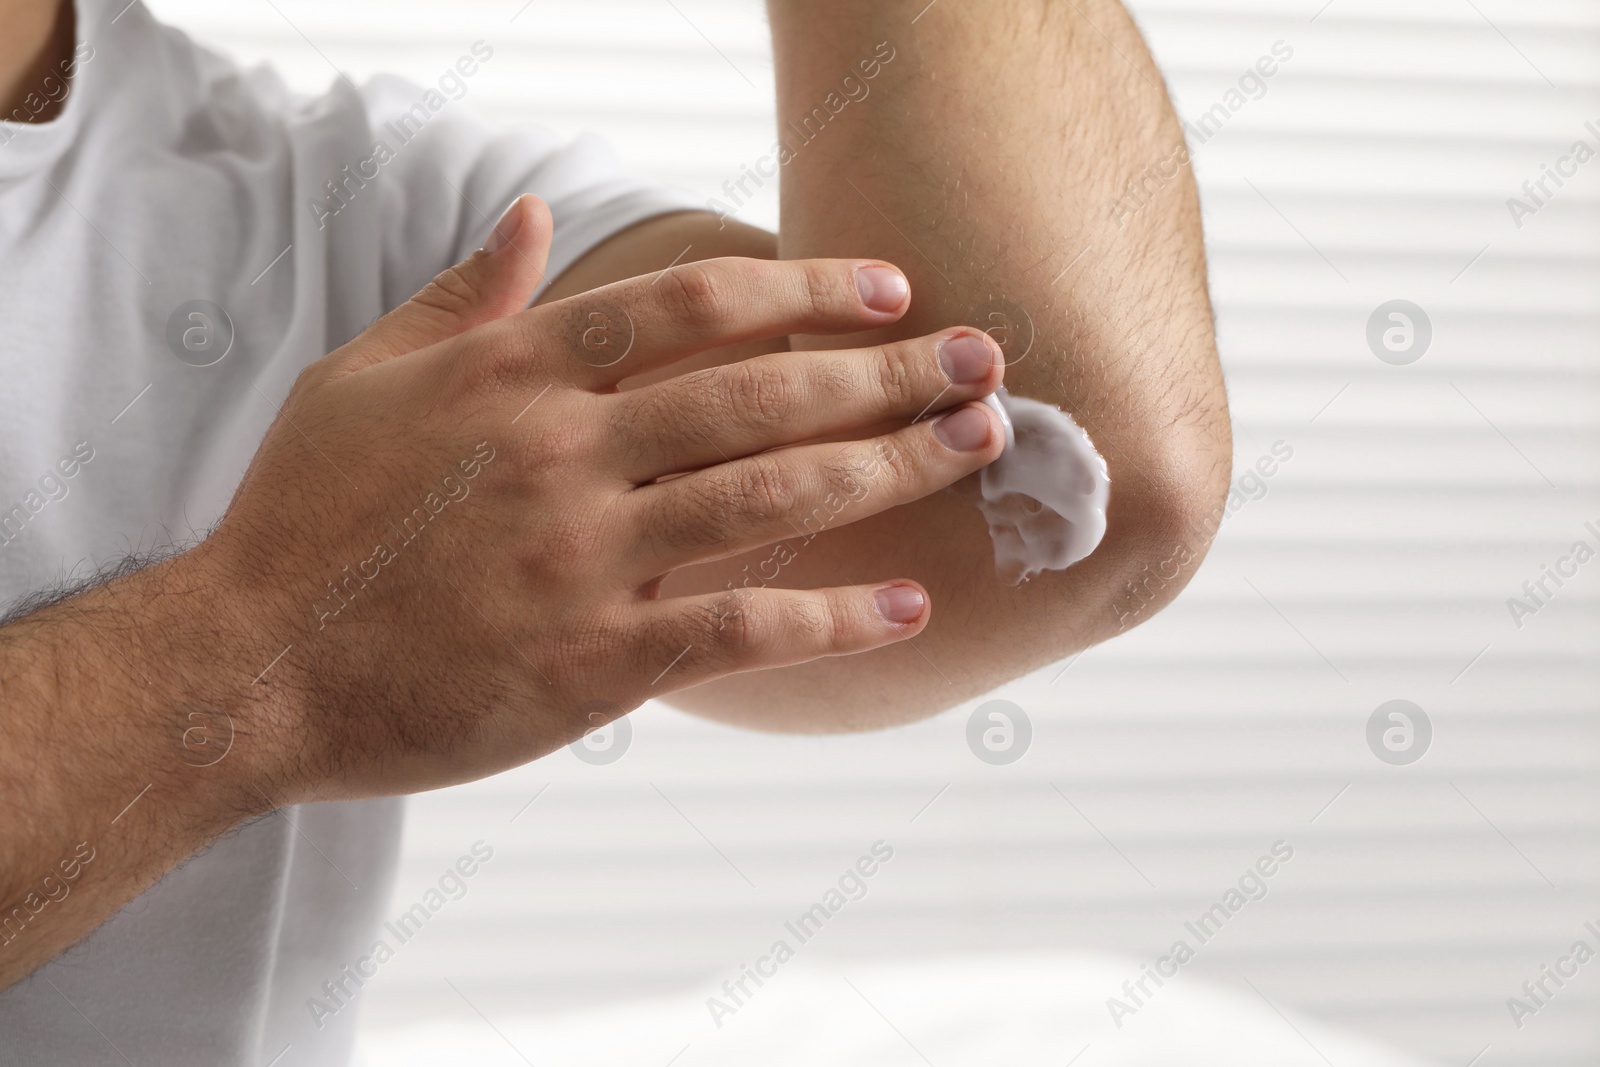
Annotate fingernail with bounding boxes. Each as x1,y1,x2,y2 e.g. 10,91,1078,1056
933,405,993,451
874,584,926,625
855,266,909,313
938,332,998,384
483,198,524,254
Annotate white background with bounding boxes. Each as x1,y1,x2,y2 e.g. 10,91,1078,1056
141,2,1600,1064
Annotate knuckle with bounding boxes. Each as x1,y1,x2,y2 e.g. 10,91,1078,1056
703,592,838,667
726,361,796,428
658,261,732,331
412,263,487,321
870,435,919,488
874,342,921,410
707,590,769,658
798,260,835,321
663,456,800,554
735,455,801,524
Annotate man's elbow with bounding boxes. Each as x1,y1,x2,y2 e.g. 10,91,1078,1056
1088,384,1233,640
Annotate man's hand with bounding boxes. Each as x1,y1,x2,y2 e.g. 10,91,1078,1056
0,194,1007,986
211,194,1007,801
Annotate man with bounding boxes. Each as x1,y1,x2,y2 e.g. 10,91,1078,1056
0,0,1229,1062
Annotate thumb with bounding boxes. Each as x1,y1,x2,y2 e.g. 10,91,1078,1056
346,194,554,369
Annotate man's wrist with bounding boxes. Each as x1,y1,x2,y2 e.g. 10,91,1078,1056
134,546,309,816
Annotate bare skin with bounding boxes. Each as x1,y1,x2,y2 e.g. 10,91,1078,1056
0,0,1228,991
0,0,71,124
550,0,1231,728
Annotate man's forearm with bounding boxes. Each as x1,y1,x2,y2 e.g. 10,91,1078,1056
0,552,274,989
663,0,1230,728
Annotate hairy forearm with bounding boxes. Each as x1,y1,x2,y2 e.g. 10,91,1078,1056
663,0,1230,728
0,552,272,988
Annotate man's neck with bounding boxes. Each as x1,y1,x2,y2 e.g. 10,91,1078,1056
0,0,75,124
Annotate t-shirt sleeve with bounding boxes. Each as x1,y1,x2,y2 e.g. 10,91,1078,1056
358,73,702,310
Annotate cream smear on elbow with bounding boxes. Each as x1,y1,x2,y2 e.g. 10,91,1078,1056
977,389,1110,585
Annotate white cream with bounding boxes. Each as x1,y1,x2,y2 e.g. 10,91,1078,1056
977,389,1110,585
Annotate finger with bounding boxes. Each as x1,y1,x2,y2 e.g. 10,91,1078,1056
605,327,1004,481
623,400,1004,578
630,581,930,693
519,257,911,387
339,194,554,371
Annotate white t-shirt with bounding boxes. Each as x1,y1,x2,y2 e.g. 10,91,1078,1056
0,1,697,1063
